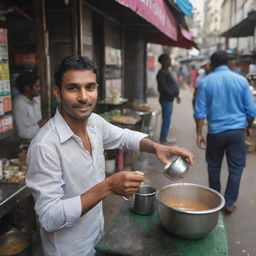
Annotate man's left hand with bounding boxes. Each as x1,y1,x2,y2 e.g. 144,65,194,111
154,144,194,166
176,96,181,104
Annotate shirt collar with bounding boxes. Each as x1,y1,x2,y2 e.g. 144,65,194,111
21,94,37,104
213,65,230,72
53,108,96,144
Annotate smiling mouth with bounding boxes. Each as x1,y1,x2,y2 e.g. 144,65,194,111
73,103,92,109
75,106,91,111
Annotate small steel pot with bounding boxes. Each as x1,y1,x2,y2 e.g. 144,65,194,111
163,156,189,180
127,185,156,215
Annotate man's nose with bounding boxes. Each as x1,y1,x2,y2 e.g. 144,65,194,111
78,88,89,101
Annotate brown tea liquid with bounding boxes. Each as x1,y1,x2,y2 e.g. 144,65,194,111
165,179,209,211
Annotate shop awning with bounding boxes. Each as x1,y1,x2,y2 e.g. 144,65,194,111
114,0,177,41
220,11,256,38
147,25,198,49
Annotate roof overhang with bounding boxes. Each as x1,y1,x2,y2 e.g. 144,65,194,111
84,0,197,49
114,0,177,41
147,25,198,49
220,11,256,38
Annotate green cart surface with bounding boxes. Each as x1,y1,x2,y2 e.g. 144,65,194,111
96,204,229,256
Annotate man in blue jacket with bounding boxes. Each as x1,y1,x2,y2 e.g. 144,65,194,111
194,50,256,214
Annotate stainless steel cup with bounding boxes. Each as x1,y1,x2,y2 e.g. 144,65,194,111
163,156,189,180
129,185,156,215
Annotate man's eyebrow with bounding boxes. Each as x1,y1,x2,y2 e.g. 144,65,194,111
64,83,79,87
86,82,97,86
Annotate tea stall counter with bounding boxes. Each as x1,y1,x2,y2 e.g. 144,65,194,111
97,98,128,113
0,181,30,218
96,204,230,256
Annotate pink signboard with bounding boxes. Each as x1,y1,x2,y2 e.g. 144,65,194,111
115,0,177,41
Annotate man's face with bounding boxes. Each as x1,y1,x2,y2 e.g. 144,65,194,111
30,79,41,97
163,57,171,67
54,69,98,121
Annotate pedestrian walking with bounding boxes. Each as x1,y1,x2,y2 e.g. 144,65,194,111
189,65,198,89
194,50,256,214
192,62,211,110
177,66,185,89
156,54,180,144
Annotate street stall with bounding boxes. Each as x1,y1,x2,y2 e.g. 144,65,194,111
245,72,256,152
0,3,41,255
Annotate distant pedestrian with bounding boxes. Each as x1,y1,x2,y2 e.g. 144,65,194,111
156,54,180,144
177,66,185,89
194,50,256,214
189,65,198,89
192,62,211,110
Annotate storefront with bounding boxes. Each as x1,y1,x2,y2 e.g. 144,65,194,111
0,0,196,252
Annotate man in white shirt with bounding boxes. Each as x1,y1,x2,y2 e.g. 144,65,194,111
13,71,48,140
26,56,194,256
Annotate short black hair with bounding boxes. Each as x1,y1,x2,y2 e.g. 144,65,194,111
158,54,170,64
54,56,97,89
15,71,39,93
210,50,228,68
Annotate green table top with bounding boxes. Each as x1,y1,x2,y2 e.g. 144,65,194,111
96,204,230,256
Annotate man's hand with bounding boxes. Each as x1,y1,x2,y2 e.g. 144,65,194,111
196,134,206,149
176,96,181,104
246,127,253,138
154,144,194,166
105,171,144,196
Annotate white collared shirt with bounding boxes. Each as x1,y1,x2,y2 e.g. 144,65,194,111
26,109,147,256
13,94,42,139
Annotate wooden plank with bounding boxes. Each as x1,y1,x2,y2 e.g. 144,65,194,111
71,0,79,56
34,0,51,119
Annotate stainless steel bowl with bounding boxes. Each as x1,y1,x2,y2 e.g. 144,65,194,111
156,183,225,239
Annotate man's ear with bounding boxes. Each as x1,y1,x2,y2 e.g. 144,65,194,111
53,86,61,103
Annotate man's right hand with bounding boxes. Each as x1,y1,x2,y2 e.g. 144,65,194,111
105,171,144,196
196,134,206,149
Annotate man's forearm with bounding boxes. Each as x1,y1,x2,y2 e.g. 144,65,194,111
139,137,157,154
248,118,255,128
196,119,204,135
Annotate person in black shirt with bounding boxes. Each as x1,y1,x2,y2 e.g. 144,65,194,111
156,54,180,144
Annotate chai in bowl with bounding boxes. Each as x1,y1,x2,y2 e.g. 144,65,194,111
164,199,211,211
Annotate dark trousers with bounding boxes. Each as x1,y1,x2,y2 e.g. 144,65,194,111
206,129,246,207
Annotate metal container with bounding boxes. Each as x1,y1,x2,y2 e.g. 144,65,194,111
0,228,32,256
163,156,189,180
129,185,156,216
156,183,225,239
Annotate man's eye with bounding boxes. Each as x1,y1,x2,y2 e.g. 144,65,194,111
86,84,97,91
68,87,78,91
